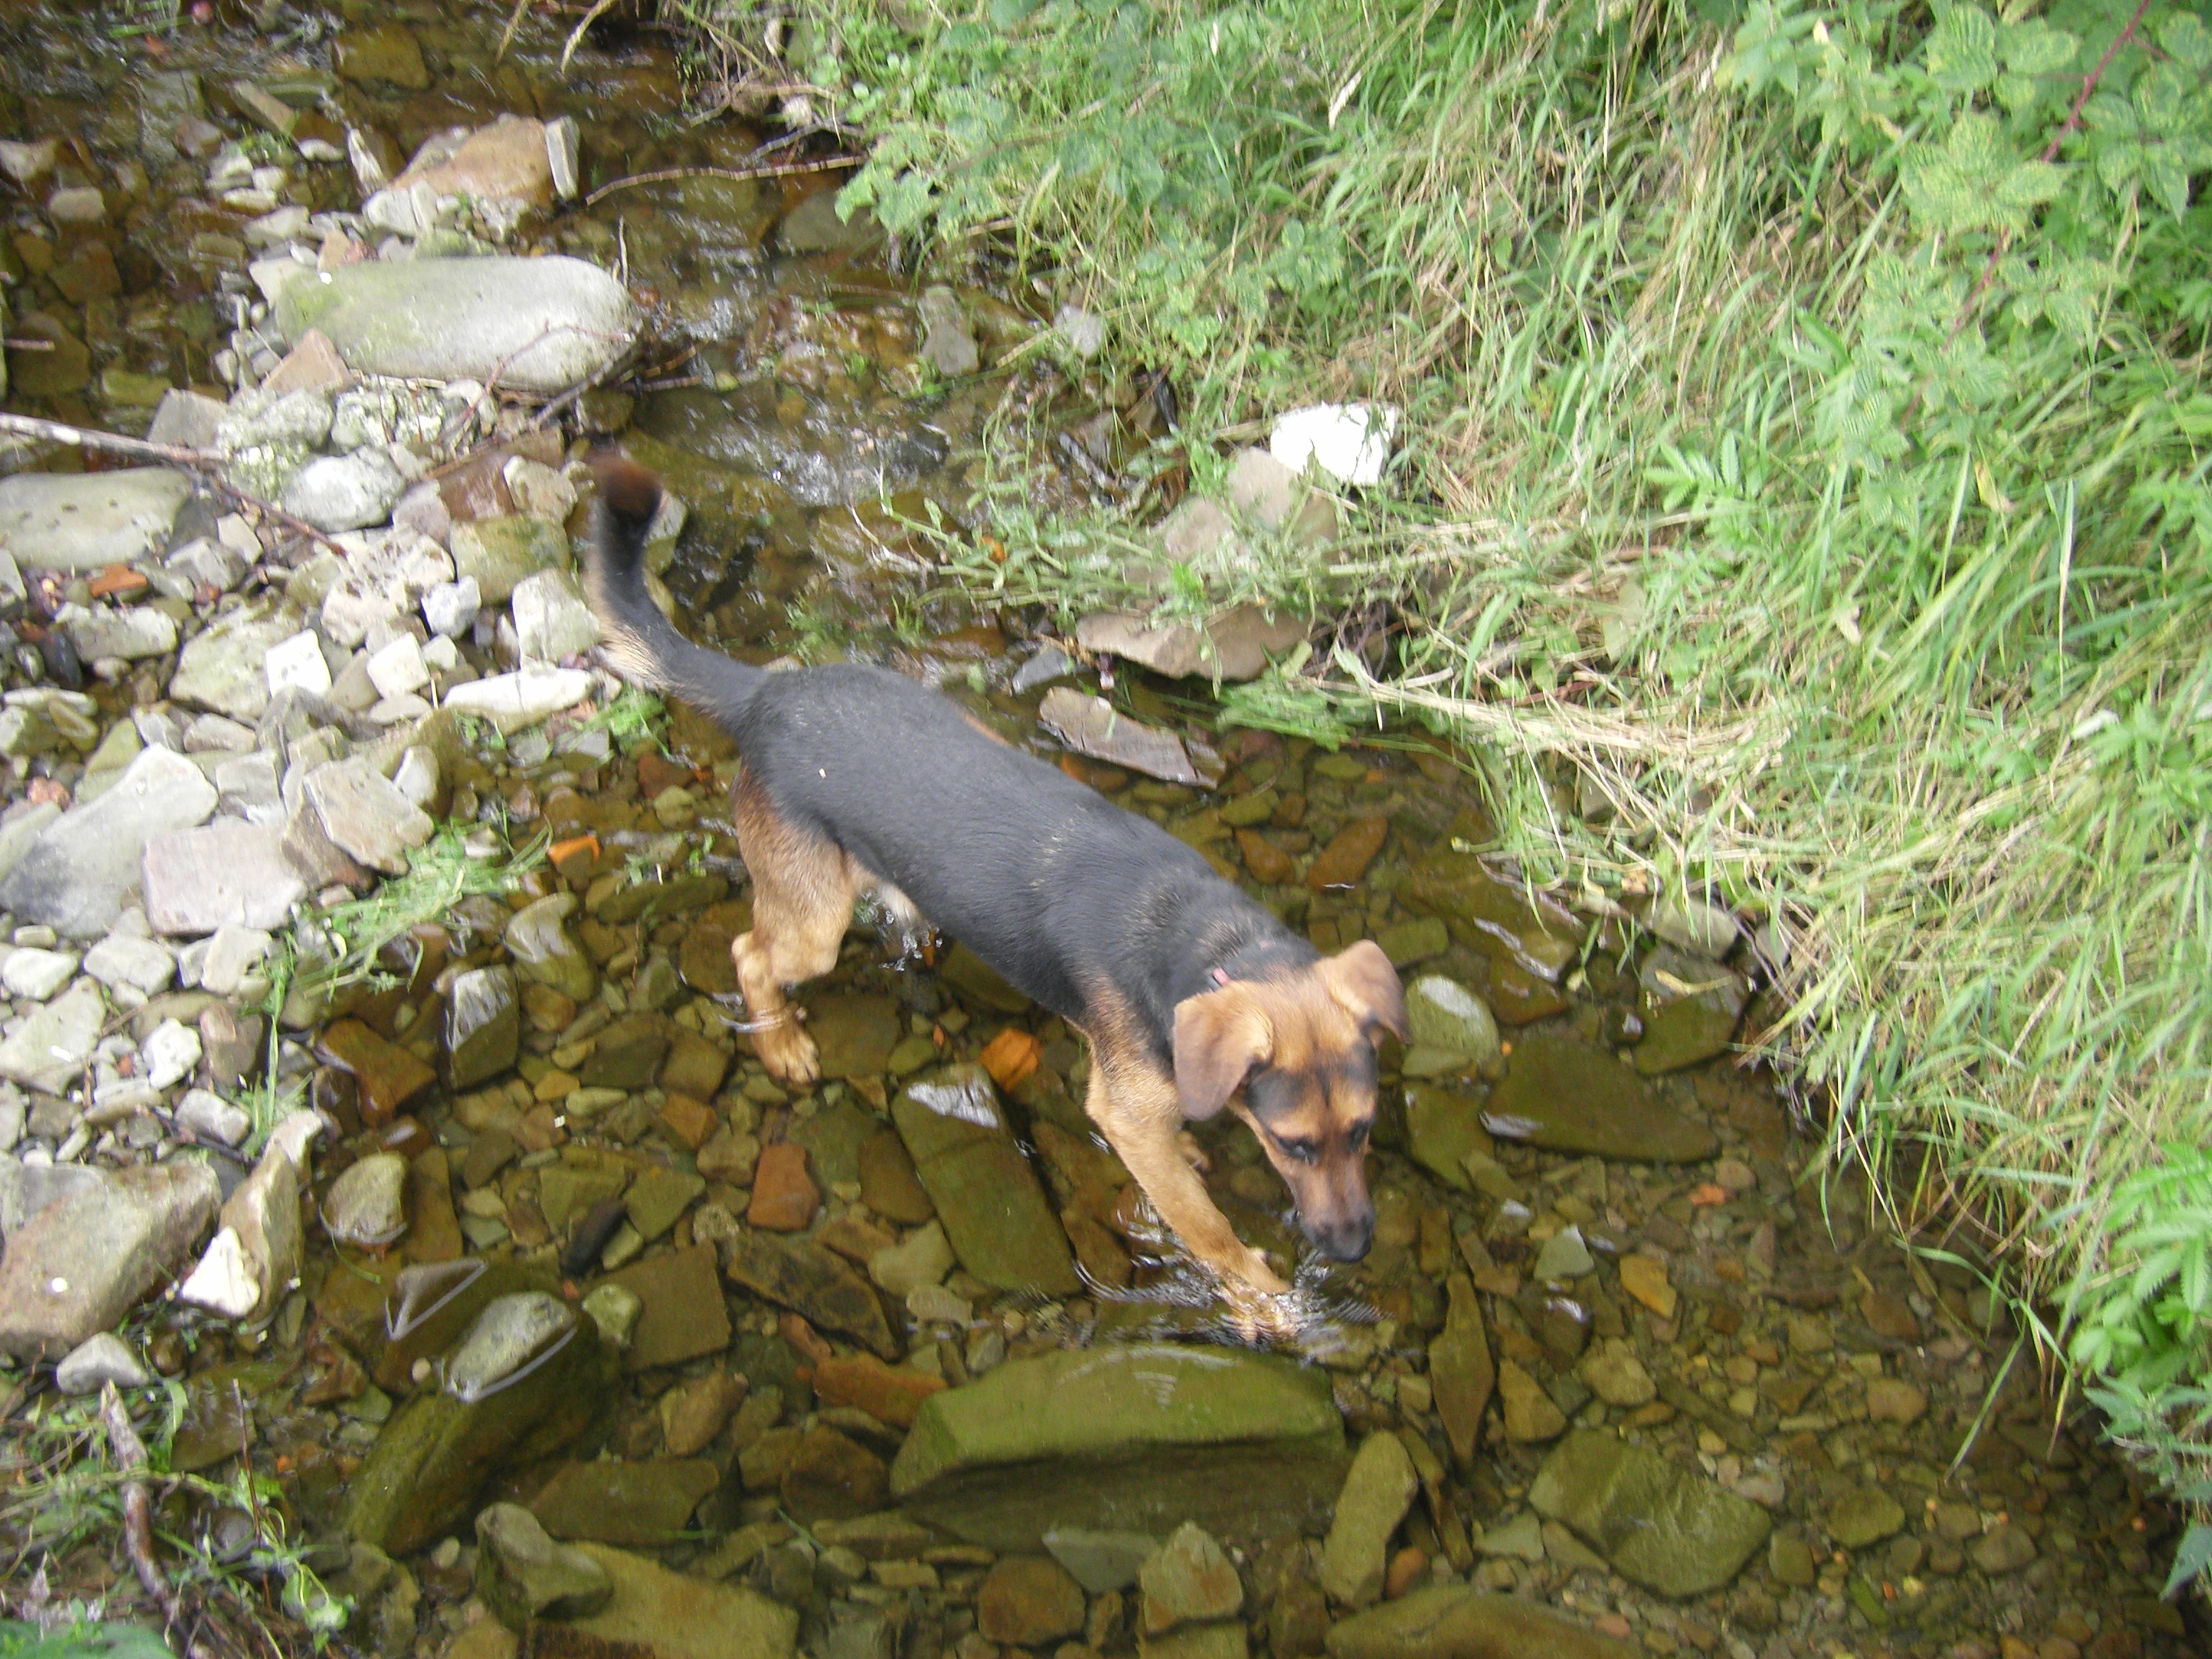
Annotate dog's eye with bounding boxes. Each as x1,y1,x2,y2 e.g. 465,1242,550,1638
1346,1120,1371,1151
1278,1136,1321,1165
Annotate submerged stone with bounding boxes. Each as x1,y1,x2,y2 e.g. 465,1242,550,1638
1428,1274,1493,1467
1633,945,1748,1074
1403,976,1503,1079
531,1457,721,1545
1324,1586,1636,1659
891,1343,1346,1550
1528,1430,1771,1597
1038,687,1218,788
1479,1033,1717,1163
1404,849,1581,983
562,1542,799,1659
317,1018,438,1127
721,1231,898,1358
446,964,521,1089
475,1501,613,1629
505,892,600,1002
1319,1432,1419,1608
892,1067,1078,1295
1403,1084,1492,1194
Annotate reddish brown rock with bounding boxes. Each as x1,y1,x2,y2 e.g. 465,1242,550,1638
978,1555,1088,1647
1305,817,1387,891
812,1353,947,1429
780,1424,886,1522
747,1142,819,1231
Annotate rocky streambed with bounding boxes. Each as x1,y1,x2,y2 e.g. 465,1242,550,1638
0,7,2200,1659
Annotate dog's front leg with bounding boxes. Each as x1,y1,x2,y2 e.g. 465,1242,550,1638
1083,1063,1290,1298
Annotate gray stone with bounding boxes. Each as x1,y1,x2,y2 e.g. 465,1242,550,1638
0,1159,220,1359
176,1087,251,1146
1403,976,1502,1078
1528,1430,1771,1597
59,605,179,664
284,449,406,532
0,979,104,1092
217,387,334,453
0,469,194,570
1011,645,1074,693
81,938,172,999
512,568,600,663
1053,305,1105,359
323,1151,408,1247
444,666,593,734
171,600,307,722
1,947,78,1000
1044,1526,1158,1594
449,516,565,606
919,287,979,377
1532,1225,1594,1282
891,1343,1346,1551
181,713,257,754
180,1126,308,1321
1825,1485,1905,1550
143,819,305,935
214,750,284,823
274,256,639,395
1140,1520,1241,1627
423,576,480,638
266,630,333,698
304,756,432,876
477,1501,614,1627
780,193,884,255
0,804,60,885
55,1331,152,1393
146,388,226,451
1038,687,1211,788
1319,1431,1418,1608
0,747,217,938
200,925,272,995
1072,607,1306,684
1325,1586,1635,1659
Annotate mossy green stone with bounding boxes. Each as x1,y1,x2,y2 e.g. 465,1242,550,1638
892,1067,1078,1295
451,515,567,605
1480,1032,1717,1163
1529,1430,1769,1597
891,1343,1346,1550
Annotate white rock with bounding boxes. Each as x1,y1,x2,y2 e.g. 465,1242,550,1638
140,1019,202,1090
303,755,433,875
200,926,274,996
322,583,404,651
0,469,194,570
81,934,175,997
545,116,580,199
1269,403,1400,487
248,253,314,306
55,1331,151,1394
2,948,78,1000
369,693,431,726
0,979,106,1092
423,576,481,639
176,1087,251,1146
265,630,333,697
422,634,459,673
284,448,406,534
1054,305,1106,359
181,713,258,754
392,746,439,808
58,604,179,663
511,570,599,664
176,936,210,989
443,666,593,734
177,1225,261,1318
503,457,577,523
366,632,430,700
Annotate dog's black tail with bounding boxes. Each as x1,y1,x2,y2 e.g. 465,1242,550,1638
582,451,764,728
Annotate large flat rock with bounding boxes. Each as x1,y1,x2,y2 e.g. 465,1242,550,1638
1529,1430,1771,1597
891,1343,1345,1550
274,256,639,395
0,468,194,570
0,746,218,937
1326,1586,1635,1659
566,1543,798,1659
0,1160,220,1359
1478,1033,1717,1163
891,1068,1078,1295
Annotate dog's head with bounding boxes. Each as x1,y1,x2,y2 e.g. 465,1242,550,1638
1172,941,1408,1262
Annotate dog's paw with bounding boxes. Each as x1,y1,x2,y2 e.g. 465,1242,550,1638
1221,1281,1299,1344
1233,1244,1291,1298
754,1021,821,1087
1174,1130,1212,1173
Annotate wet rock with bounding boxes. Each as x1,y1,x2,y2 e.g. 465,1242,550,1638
305,755,433,875
343,1294,616,1555
721,1230,898,1358
447,966,521,1089
1865,1375,1927,1424
55,1331,152,1393
1528,1430,1771,1597
811,1352,945,1430
475,1501,613,1628
1825,1485,1904,1549
979,1555,1088,1645
1533,1226,1594,1281
1615,1255,1676,1321
869,1218,955,1297
1478,1033,1717,1162
1402,976,1502,1080
181,1120,315,1321
892,1343,1346,1550
1320,1432,1417,1608
1324,1585,1635,1659
0,469,193,570
781,192,885,254
809,992,902,1080
285,449,406,534
1139,1520,1241,1630
660,1369,746,1455
1404,850,1580,984
171,600,305,723
143,821,305,934
319,1018,438,1125
388,114,554,232
562,1542,798,1659
1496,1362,1565,1443
1970,1524,2036,1575
783,1423,889,1521
513,569,601,663
505,892,600,1002
1146,1627,1247,1659
0,980,105,1092
531,1457,722,1545
625,1166,704,1242
1575,1339,1655,1408
748,1141,819,1231
0,1159,220,1359
919,286,980,377
0,747,217,938
601,1241,732,1371
1401,1085,1492,1195
325,1151,409,1247
1074,606,1307,684
1307,817,1387,890
892,1067,1079,1295
1633,947,1748,1075
445,665,594,733
1429,1274,1493,1466
860,1126,935,1223
1645,896,1739,958
275,256,638,395
1039,687,1218,788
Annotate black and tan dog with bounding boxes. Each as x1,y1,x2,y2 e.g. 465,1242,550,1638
581,454,1407,1322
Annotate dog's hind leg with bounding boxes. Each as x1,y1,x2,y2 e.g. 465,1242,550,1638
730,775,859,1086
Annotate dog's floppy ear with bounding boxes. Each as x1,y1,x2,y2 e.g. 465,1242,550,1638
1173,985,1274,1120
1320,940,1409,1042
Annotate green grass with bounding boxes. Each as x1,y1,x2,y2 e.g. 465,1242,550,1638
673,0,2212,1575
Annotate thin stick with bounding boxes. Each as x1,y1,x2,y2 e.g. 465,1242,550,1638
0,411,350,559
101,1382,182,1631
583,156,858,209
494,0,534,62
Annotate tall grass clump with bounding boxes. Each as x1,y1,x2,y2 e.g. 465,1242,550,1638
683,0,2212,1579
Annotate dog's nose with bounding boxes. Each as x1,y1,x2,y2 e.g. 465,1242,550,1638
1307,1209,1373,1262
